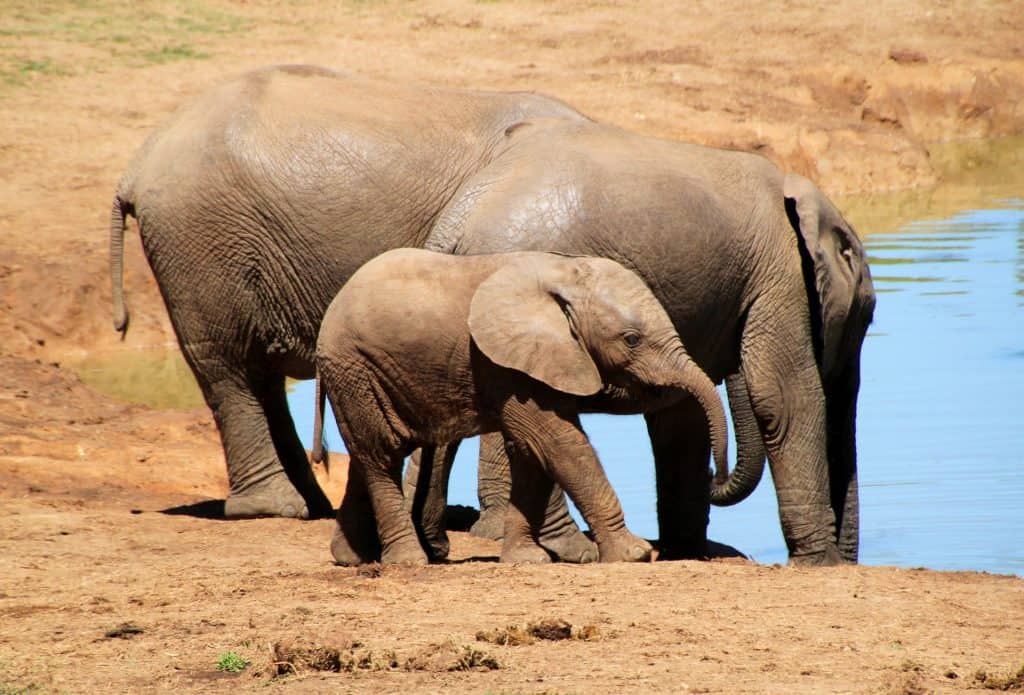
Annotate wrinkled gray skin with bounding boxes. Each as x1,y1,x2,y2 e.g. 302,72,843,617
312,249,730,565
110,65,874,564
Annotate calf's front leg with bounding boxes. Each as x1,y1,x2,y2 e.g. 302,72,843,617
501,400,651,563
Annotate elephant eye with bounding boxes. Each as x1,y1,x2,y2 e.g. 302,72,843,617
623,332,641,348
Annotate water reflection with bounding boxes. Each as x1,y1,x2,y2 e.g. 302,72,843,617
856,202,1024,574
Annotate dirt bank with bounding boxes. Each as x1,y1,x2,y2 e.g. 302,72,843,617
1,1,1023,692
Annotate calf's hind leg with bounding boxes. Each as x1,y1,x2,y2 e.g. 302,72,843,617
330,462,382,565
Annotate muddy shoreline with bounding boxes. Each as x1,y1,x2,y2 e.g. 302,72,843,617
2,1,1023,692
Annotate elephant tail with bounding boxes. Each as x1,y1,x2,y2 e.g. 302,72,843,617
710,374,766,507
311,371,329,469
109,193,133,337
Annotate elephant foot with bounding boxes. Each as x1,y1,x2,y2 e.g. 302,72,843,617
597,532,654,563
300,484,335,520
381,537,429,566
330,491,381,566
469,505,507,540
500,539,552,564
656,537,709,561
225,475,311,519
330,522,382,566
538,529,598,564
788,543,843,567
419,529,450,562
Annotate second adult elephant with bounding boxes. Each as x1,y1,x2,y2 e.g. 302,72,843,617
409,127,875,565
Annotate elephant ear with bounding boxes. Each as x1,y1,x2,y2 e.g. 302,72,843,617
468,259,603,397
784,172,870,377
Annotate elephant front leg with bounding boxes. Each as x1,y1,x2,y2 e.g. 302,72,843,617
827,365,862,563
500,438,555,564
474,433,596,563
741,306,840,566
200,370,316,520
502,405,650,563
645,399,714,560
261,373,334,519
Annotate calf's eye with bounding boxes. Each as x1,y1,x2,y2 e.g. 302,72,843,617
623,332,641,348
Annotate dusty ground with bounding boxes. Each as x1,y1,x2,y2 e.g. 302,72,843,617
2,1,1023,692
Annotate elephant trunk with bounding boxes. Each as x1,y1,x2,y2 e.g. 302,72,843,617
109,194,131,336
311,372,328,468
710,373,766,506
827,358,862,563
669,350,729,485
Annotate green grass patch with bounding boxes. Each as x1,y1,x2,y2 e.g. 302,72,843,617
0,0,247,92
216,651,249,673
1,56,74,86
140,43,209,65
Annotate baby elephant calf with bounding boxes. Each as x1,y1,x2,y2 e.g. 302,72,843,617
313,248,728,565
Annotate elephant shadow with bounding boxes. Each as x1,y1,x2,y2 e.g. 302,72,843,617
155,500,749,562
159,499,227,519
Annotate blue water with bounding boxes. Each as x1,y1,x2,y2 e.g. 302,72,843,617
290,192,1024,575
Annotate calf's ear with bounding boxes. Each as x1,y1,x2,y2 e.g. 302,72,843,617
468,259,603,397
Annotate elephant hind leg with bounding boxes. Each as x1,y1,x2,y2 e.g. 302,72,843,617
260,373,333,519
331,460,382,565
189,356,313,519
361,448,428,566
645,399,713,560
407,443,459,561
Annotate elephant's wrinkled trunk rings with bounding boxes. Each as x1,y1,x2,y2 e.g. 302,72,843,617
671,353,729,487
709,374,766,506
311,373,329,470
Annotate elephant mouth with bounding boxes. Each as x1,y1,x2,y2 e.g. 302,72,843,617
579,382,678,415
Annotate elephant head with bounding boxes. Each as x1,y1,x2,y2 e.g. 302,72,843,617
710,174,876,561
468,255,730,483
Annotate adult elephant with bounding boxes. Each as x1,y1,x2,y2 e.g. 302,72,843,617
110,65,588,521
110,65,874,564
408,124,875,565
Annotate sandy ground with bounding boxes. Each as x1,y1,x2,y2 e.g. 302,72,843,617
2,1,1023,692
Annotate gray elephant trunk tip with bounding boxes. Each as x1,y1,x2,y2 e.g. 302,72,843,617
709,374,767,507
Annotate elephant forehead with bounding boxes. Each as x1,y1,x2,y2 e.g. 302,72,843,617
586,261,656,308
587,282,646,329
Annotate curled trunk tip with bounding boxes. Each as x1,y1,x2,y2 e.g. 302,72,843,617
676,358,729,487
709,374,766,507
